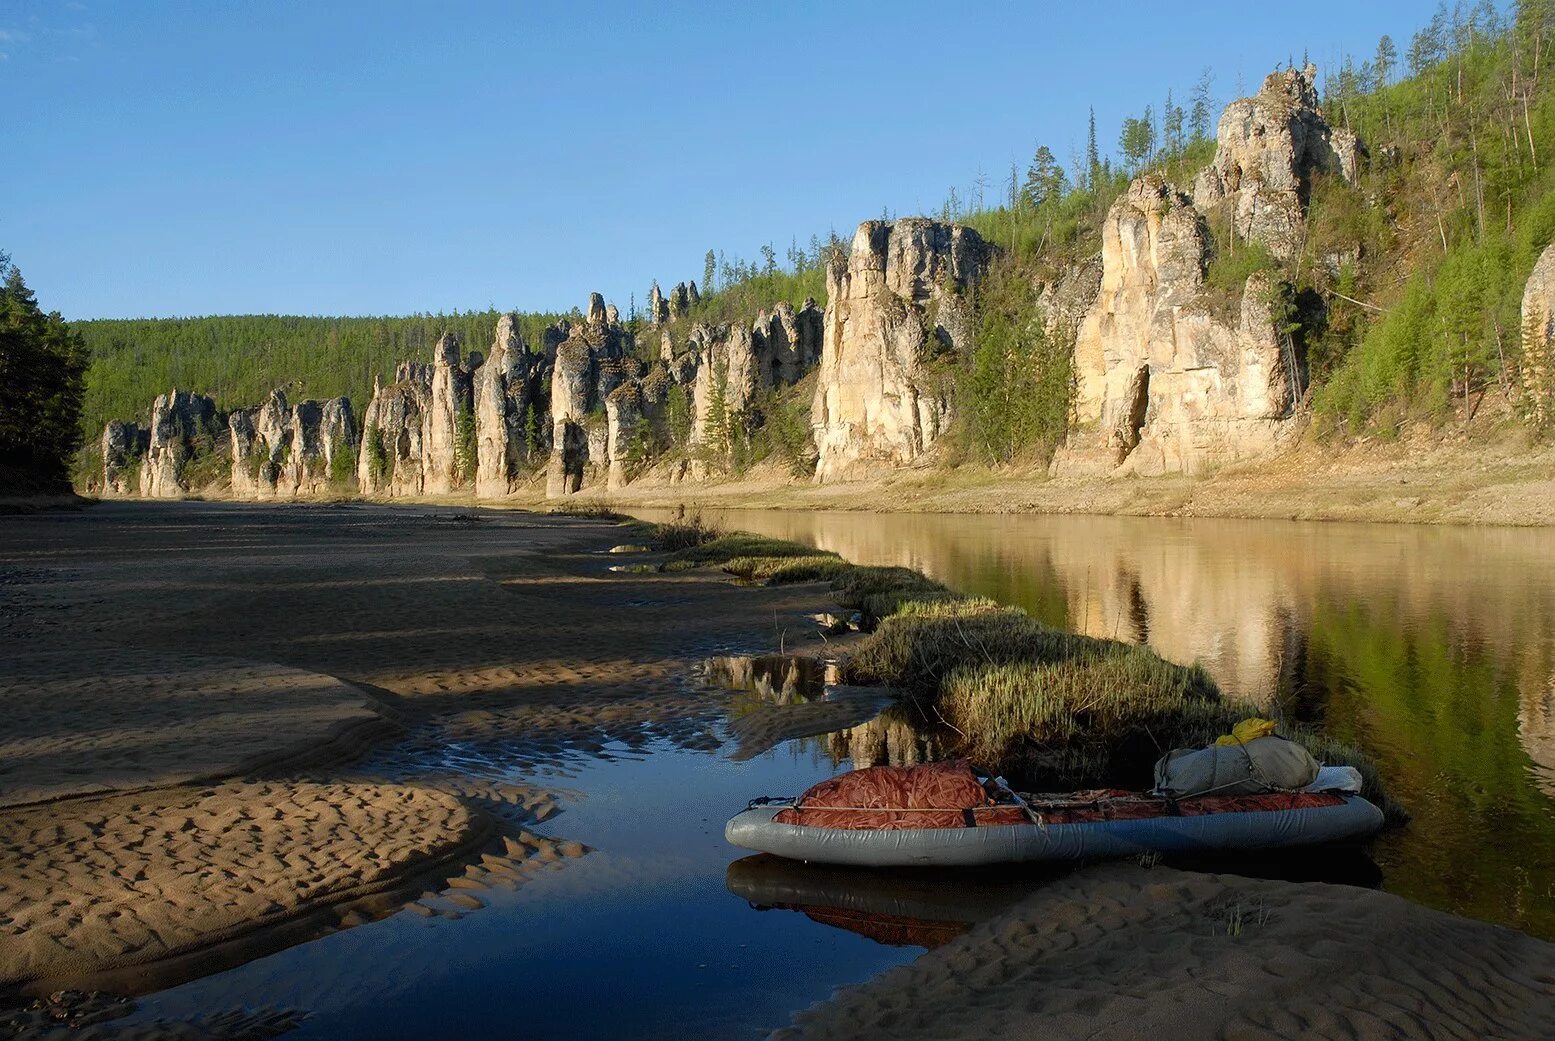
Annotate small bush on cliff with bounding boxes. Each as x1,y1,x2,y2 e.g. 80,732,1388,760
328,433,354,487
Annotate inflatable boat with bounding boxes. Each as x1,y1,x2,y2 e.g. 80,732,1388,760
725,761,1384,868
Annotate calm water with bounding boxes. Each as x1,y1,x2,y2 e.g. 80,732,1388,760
633,509,1555,939
117,510,1555,1037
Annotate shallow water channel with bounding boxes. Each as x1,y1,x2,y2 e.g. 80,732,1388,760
632,508,1555,941
123,658,989,1039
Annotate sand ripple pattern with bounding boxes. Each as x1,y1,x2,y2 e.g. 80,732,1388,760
0,650,378,808
776,863,1555,1041
0,780,482,992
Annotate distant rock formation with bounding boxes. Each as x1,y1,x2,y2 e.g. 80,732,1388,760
99,421,147,496
648,283,668,326
230,389,356,498
358,364,431,496
811,218,991,482
1192,65,1362,262
1051,66,1359,478
423,333,475,496
140,389,219,498
473,315,539,498
1052,176,1304,477
1521,244,1555,426
545,295,635,496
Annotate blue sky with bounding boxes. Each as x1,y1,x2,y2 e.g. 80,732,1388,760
3,1,1435,320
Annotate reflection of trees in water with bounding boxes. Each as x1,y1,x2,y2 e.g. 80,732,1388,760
1517,658,1555,800
659,508,1555,939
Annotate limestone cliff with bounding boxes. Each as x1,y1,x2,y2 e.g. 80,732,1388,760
811,218,991,482
1521,244,1555,426
423,333,474,496
231,390,356,498
1192,65,1361,262
1050,66,1360,478
1052,176,1304,477
545,296,635,496
474,314,538,498
99,421,148,496
357,364,433,496
139,389,219,498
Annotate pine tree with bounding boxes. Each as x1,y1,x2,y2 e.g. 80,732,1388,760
1374,34,1397,88
0,254,89,490
1022,145,1066,207
1085,107,1101,190
703,250,716,295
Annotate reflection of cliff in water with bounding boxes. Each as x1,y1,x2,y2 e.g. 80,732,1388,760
826,704,945,771
643,508,1555,939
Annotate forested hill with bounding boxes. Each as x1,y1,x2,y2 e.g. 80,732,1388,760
73,2,1555,475
74,311,565,439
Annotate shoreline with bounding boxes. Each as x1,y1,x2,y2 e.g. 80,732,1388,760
4,501,1554,1040
82,426,1555,528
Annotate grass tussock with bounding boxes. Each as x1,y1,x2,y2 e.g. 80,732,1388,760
651,510,724,551
940,649,1238,787
722,554,851,584
846,600,1118,693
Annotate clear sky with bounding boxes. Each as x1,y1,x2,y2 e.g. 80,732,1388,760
3,0,1437,321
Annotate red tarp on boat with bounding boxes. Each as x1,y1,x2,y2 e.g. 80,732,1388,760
774,764,1346,831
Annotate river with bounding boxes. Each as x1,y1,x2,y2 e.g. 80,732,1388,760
630,508,1555,940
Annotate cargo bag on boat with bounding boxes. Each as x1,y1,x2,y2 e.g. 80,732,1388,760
1154,733,1319,797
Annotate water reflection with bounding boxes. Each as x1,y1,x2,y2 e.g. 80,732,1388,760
639,509,1555,939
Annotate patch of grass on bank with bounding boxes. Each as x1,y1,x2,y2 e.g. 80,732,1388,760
639,518,1398,816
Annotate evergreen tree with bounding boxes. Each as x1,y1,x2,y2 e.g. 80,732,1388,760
0,253,89,490
1022,145,1066,207
703,249,716,295
1375,34,1398,88
1085,107,1101,190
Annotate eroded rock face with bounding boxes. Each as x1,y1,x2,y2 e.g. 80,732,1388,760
358,367,432,496
1193,64,1361,262
648,283,668,326
545,295,634,496
423,333,474,496
230,391,356,498
474,314,535,498
811,218,991,481
100,421,148,496
605,381,643,490
754,299,824,386
1053,176,1303,477
140,390,219,498
1522,244,1555,426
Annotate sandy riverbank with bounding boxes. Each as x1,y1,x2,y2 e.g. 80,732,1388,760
501,428,1555,528
2,501,1554,1039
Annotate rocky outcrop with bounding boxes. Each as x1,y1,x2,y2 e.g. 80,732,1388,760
1049,67,1360,479
545,295,634,496
474,314,537,497
1192,65,1362,262
753,299,824,386
668,281,699,320
648,283,668,325
231,390,356,498
139,390,219,498
1521,244,1555,426
100,421,147,496
811,218,992,482
358,364,433,496
423,333,474,496
605,381,643,490
1052,176,1303,477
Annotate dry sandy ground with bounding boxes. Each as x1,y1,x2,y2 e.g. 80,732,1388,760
2,501,1554,1040
511,423,1555,527
0,501,834,1013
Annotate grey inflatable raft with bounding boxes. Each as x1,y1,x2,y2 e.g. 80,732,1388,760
725,793,1385,868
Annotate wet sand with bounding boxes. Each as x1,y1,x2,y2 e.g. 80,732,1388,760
779,864,1555,1041
2,501,1554,1038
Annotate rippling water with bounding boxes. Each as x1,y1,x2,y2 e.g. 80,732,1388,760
631,509,1555,939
